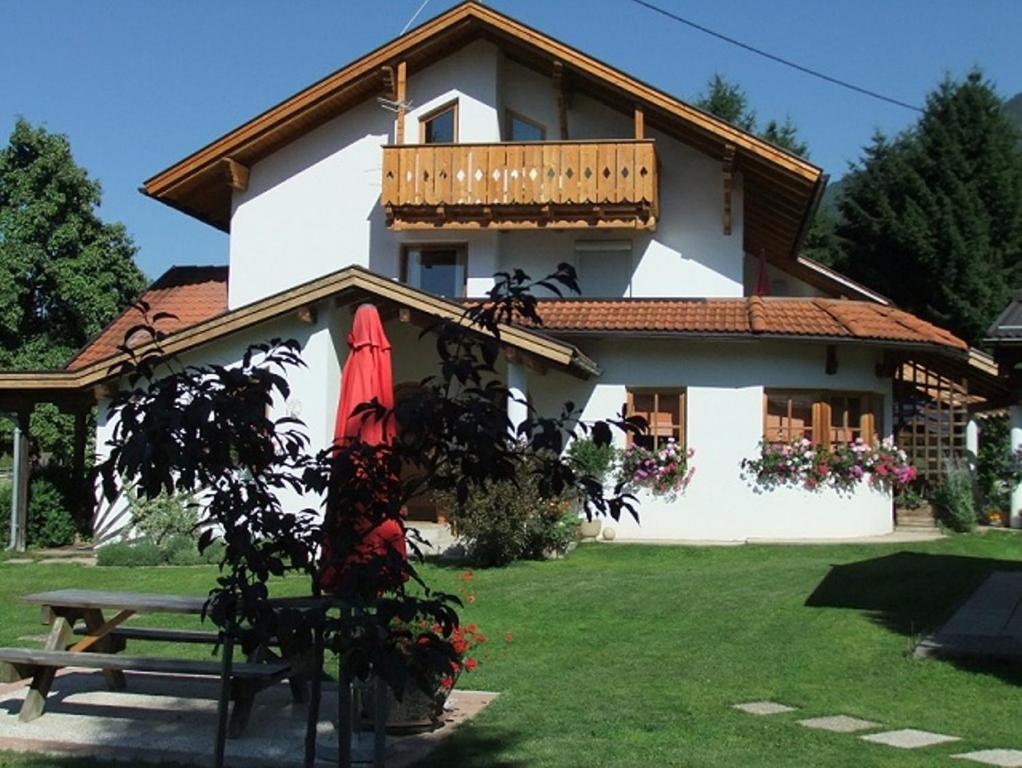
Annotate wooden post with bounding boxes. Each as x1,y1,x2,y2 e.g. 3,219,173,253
722,144,736,236
395,61,407,145
72,408,88,532
9,411,30,552
634,107,644,140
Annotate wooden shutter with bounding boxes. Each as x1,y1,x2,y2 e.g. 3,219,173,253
860,394,876,442
812,399,831,447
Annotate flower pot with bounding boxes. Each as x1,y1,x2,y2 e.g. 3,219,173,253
579,519,602,540
360,679,445,734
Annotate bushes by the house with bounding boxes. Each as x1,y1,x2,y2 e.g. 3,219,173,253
96,488,215,566
435,457,578,567
930,460,977,532
126,487,199,544
27,467,77,548
97,535,223,567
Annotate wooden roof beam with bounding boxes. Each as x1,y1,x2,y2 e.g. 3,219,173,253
222,158,249,192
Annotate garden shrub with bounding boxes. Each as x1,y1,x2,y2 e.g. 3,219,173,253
435,455,577,567
126,487,199,544
930,460,977,532
567,437,618,483
27,467,77,547
976,415,1011,510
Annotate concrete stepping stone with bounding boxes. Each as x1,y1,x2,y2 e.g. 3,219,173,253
953,750,1022,767
798,715,880,733
4,558,34,565
861,729,960,749
732,701,796,716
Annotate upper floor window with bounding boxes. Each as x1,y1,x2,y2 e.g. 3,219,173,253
420,101,458,144
402,245,466,297
626,388,686,451
506,110,545,142
764,390,880,446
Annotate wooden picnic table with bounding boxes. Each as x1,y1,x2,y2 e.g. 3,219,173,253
0,589,304,736
1,589,367,768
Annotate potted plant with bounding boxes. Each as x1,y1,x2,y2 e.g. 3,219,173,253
361,621,486,732
567,437,618,538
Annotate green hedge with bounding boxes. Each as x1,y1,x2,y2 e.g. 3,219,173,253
96,534,223,567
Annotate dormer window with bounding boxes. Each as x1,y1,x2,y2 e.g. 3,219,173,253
402,245,466,297
420,101,458,144
506,110,545,142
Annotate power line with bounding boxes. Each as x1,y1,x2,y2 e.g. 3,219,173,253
401,0,432,35
626,0,924,113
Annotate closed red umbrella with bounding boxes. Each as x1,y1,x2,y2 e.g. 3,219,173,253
334,304,396,446
322,304,406,592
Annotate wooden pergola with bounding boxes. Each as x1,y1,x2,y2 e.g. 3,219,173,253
891,349,1012,485
2,383,97,552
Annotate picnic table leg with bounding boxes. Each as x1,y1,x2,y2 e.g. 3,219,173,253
18,615,74,722
228,679,257,739
304,625,324,768
81,609,126,691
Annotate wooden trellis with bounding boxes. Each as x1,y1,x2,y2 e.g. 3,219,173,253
893,361,971,484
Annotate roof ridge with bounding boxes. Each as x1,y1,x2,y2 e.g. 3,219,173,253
747,295,766,333
812,298,863,336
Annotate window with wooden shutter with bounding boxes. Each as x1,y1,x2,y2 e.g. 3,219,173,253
763,390,880,447
625,389,686,451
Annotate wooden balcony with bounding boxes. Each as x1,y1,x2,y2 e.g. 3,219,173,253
381,140,658,230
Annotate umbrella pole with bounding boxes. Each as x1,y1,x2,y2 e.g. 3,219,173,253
338,607,352,768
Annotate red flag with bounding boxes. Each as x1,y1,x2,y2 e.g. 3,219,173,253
755,249,770,297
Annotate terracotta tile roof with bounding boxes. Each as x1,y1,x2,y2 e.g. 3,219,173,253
530,297,967,351
66,266,229,371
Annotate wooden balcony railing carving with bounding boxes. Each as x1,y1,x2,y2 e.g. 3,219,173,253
381,140,658,230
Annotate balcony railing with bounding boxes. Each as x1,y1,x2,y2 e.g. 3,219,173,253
381,140,658,230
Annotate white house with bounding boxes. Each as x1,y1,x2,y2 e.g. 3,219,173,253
1,2,988,545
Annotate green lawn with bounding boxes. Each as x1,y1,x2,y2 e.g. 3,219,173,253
2,533,1022,767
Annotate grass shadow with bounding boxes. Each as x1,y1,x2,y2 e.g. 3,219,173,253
806,550,1022,683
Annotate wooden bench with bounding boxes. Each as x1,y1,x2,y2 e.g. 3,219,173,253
72,625,221,645
0,647,289,737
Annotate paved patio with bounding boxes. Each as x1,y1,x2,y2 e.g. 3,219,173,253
0,668,495,767
915,571,1022,662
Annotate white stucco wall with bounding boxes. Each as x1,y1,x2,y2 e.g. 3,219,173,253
528,338,895,542
93,303,346,542
229,41,503,309
228,45,746,308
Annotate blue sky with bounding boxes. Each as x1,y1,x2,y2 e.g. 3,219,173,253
3,0,1020,280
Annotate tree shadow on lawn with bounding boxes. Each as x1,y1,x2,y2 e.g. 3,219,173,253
411,725,526,768
805,551,1022,684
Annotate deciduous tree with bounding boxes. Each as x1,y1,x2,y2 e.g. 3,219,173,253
0,118,146,459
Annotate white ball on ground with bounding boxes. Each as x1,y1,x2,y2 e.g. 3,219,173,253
602,526,616,541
